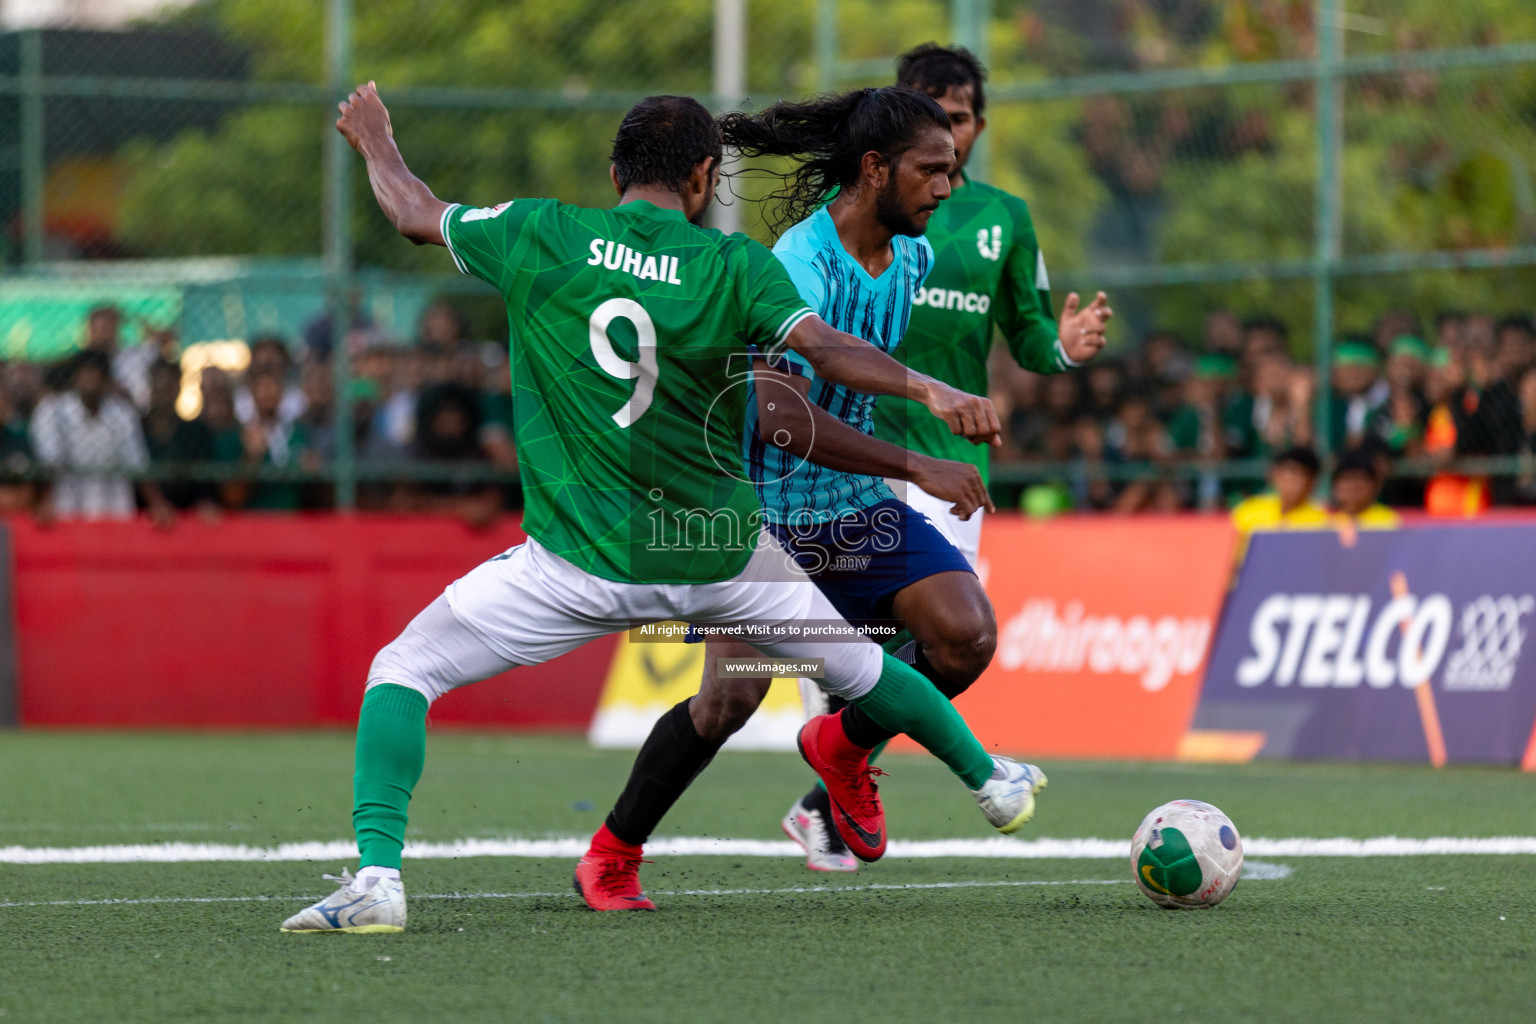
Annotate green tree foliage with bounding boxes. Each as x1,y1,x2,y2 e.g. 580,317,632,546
117,0,815,267
114,0,1536,349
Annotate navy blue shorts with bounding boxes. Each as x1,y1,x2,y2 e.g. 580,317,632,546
768,497,974,630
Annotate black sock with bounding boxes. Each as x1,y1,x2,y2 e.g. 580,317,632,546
839,646,975,749
916,645,974,701
605,698,722,847
840,701,892,749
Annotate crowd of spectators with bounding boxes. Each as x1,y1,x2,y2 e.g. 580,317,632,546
3,300,1535,524
988,307,1536,514
0,301,515,526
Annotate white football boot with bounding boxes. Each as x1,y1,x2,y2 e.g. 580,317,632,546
781,790,859,873
969,757,1048,835
280,869,406,934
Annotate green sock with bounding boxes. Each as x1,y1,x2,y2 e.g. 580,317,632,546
880,628,915,656
853,653,992,789
353,683,430,869
831,627,904,779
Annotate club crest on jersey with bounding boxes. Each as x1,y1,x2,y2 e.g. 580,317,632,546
977,225,1003,261
586,238,684,285
462,202,513,223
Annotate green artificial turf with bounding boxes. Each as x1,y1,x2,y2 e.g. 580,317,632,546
1,732,1533,1023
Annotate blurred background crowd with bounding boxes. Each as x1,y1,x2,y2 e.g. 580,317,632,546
989,305,1536,516
0,301,515,526
4,297,1535,524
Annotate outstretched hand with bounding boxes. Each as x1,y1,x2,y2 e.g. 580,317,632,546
336,81,393,153
1059,290,1113,365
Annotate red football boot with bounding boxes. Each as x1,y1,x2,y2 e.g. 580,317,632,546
573,824,656,911
796,711,887,862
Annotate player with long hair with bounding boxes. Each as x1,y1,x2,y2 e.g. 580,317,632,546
786,44,1114,873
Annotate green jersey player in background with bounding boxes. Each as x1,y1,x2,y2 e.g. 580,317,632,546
875,44,1113,566
279,84,1040,933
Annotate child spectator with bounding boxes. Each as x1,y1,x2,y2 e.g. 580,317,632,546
1082,359,1127,425
1330,447,1400,528
1167,354,1237,458
1327,339,1388,452
1227,351,1313,459
1167,353,1238,509
1067,416,1117,511
1106,392,1179,512
1231,445,1329,538
386,382,502,528
235,336,305,426
1370,335,1431,505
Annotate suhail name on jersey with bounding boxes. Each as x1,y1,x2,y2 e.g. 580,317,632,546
913,287,992,314
586,239,684,285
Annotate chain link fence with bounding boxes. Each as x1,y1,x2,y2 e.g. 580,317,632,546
1,0,1533,520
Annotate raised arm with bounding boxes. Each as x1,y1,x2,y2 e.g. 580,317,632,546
335,82,449,246
778,315,1002,447
996,199,1110,372
754,361,994,518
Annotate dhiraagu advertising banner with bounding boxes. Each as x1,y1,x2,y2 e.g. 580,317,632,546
1195,525,1536,767
892,516,1236,760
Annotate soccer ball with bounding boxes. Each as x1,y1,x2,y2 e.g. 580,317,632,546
1130,799,1243,909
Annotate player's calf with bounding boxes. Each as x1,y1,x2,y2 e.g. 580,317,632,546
893,570,998,691
690,669,771,743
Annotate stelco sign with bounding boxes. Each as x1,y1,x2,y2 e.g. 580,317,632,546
1234,592,1532,692
1197,528,1536,766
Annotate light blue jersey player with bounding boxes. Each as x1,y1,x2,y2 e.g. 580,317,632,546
746,205,933,527
708,90,1044,873
743,204,976,632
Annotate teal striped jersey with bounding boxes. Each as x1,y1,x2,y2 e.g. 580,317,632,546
743,206,933,525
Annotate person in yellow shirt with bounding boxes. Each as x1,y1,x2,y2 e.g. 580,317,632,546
1229,446,1330,565
1232,446,1331,533
1330,446,1401,529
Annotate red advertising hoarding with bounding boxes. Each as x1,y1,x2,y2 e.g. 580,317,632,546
12,516,614,729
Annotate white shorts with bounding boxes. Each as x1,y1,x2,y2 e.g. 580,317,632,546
884,477,984,569
367,535,883,705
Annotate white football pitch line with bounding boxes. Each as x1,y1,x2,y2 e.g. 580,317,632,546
0,870,1302,911
0,879,1131,910
0,835,1533,864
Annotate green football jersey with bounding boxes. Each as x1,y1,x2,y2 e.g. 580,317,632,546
442,198,813,584
871,174,1069,482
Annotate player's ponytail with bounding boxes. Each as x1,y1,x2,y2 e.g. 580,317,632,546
718,86,949,235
